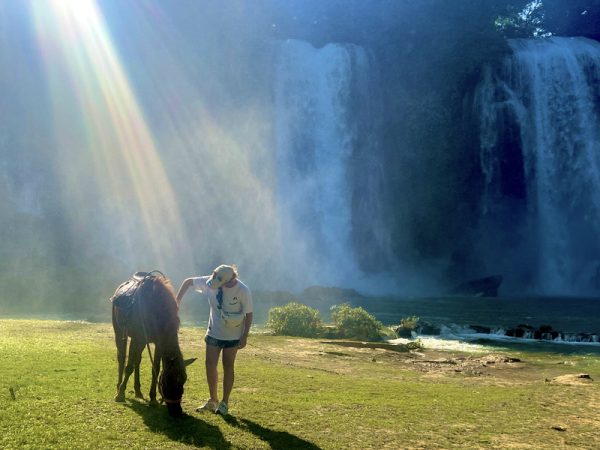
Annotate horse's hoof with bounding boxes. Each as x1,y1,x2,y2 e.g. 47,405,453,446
135,392,144,399
149,398,159,406
114,393,125,402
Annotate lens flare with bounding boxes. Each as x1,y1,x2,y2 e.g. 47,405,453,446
30,0,191,270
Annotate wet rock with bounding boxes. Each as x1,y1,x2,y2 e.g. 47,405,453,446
449,275,503,297
469,325,491,334
469,323,599,343
395,320,441,338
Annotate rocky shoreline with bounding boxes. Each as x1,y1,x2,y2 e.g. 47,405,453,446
467,324,600,343
395,319,599,344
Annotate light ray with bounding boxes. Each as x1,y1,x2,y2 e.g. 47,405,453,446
90,1,281,276
30,0,191,271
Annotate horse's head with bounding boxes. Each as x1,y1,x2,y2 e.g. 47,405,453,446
159,356,196,417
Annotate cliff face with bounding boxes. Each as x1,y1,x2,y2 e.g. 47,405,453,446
2,1,600,301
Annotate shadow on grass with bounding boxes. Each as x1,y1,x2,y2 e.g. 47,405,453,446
125,400,232,449
223,415,322,450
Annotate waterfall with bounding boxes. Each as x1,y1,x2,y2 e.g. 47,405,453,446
476,37,600,295
274,40,387,287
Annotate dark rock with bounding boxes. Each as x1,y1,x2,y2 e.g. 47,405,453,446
418,321,441,335
395,320,441,338
394,326,413,338
449,275,503,297
469,325,491,334
487,323,600,343
514,328,526,338
299,285,366,309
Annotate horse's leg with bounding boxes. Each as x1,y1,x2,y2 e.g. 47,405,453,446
116,337,143,402
115,333,127,395
149,344,162,404
113,309,128,401
134,352,143,399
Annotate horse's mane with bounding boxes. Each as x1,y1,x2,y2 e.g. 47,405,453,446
144,276,181,331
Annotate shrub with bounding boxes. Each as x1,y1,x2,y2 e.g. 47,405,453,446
394,316,440,338
267,302,322,337
330,303,383,341
400,315,420,329
395,315,420,338
406,339,424,350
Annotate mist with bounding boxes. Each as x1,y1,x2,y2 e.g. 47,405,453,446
2,0,600,319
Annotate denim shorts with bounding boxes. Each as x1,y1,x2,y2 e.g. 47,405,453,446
204,335,240,349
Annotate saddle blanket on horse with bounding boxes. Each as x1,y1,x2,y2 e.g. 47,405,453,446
110,271,156,309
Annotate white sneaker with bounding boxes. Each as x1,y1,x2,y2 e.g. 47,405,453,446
196,399,218,413
215,401,229,415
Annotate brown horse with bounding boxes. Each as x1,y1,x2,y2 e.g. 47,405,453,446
111,272,195,416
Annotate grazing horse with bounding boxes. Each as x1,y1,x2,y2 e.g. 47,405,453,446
111,272,195,416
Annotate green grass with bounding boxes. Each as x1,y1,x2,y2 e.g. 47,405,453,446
1,320,599,449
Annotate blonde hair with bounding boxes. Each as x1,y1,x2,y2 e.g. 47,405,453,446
230,264,238,280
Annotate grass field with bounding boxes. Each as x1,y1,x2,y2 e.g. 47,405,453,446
1,319,599,449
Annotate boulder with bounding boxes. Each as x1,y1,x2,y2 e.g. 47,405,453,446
395,320,441,338
469,325,491,334
299,285,367,310
469,323,599,343
449,275,503,297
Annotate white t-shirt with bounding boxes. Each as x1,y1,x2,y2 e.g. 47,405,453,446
192,276,253,340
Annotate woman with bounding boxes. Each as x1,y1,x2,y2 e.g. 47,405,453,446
176,264,253,415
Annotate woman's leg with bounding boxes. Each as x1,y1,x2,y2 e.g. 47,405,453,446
221,346,238,404
205,344,222,402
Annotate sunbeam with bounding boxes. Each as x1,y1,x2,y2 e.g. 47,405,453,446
30,0,191,271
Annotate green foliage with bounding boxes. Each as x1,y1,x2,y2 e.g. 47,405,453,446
394,315,421,338
267,302,322,337
406,339,424,351
330,303,383,341
399,315,420,331
495,0,551,38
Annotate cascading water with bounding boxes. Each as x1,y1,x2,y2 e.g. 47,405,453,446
476,36,600,295
274,39,388,287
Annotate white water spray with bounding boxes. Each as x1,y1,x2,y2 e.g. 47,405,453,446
274,39,388,288
477,37,600,294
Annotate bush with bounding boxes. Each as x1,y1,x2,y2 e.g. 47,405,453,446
406,339,424,350
330,303,383,341
267,302,322,337
395,315,420,338
400,315,420,330
394,316,440,338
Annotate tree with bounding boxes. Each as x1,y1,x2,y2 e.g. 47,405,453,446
495,0,551,38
